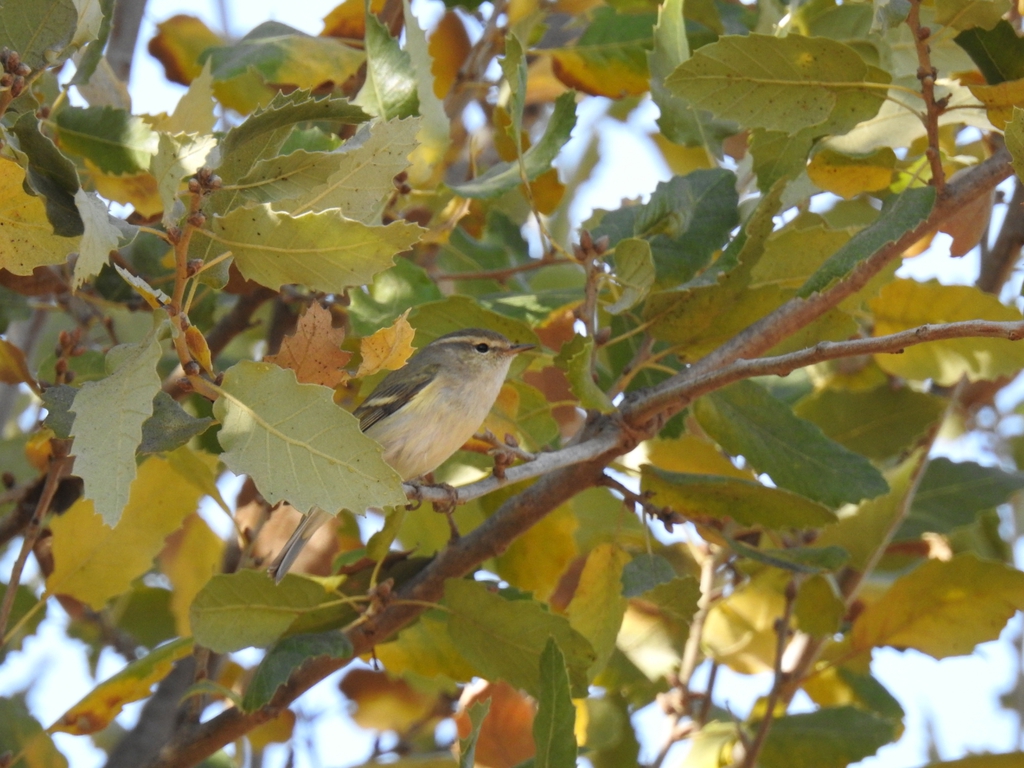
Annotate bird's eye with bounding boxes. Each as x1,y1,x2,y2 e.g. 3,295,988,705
475,343,490,353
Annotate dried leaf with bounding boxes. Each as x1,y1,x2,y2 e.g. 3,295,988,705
356,309,416,378
265,303,352,387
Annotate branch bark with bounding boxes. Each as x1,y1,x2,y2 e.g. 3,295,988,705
145,147,1015,768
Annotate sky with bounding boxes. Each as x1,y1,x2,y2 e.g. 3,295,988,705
1,1,1022,767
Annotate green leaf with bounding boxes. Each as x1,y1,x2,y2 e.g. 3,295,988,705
366,507,406,562
151,132,217,229
41,384,76,438
793,385,946,461
11,111,82,237
666,34,890,135
607,238,654,314
554,334,615,413
851,553,1024,658
214,91,369,187
408,295,538,348
935,0,1009,32
156,60,217,135
54,106,159,175
620,553,676,597
566,544,630,680
758,707,895,768
449,91,577,199
191,570,330,652
213,360,406,515
354,14,418,120
649,0,736,151
0,583,45,659
0,697,68,768
268,117,420,223
694,379,888,507
348,257,444,336
0,0,77,69
70,0,115,86
870,279,1024,384
749,127,817,192
593,169,738,285
798,187,935,296
459,700,491,768
534,639,578,768
1007,107,1024,183
204,21,364,93
642,467,837,528
242,632,354,711
794,574,845,636
72,189,122,289
954,21,1024,84
70,330,163,524
444,578,596,698
727,539,849,573
137,391,215,454
897,458,1024,541
401,0,450,173
208,205,423,293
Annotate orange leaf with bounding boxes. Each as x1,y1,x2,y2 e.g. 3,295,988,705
526,168,565,215
940,186,993,257
248,709,296,751
455,680,536,768
264,304,352,387
356,310,416,378
0,338,38,393
429,11,471,99
147,15,224,86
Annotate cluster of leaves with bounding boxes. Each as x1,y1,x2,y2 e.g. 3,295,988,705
2,0,1024,766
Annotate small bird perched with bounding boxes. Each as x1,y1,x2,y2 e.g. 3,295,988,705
268,327,534,582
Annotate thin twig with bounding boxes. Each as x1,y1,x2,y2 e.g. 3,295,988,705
740,579,798,768
0,440,72,642
906,0,946,193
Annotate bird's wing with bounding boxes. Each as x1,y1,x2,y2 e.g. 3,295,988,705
354,363,439,432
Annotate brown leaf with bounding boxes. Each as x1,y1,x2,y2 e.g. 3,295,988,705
356,309,416,378
264,303,352,387
340,668,442,733
940,186,993,257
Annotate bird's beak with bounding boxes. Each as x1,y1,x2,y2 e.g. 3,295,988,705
510,343,535,355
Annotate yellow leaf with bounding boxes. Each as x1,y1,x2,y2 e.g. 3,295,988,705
566,543,630,680
968,78,1024,130
643,433,754,479
703,569,789,673
651,132,715,176
375,611,478,684
51,637,193,734
47,455,207,609
525,55,570,105
24,429,54,472
807,147,895,199
0,338,39,392
0,160,79,275
185,326,214,374
551,49,649,99
322,0,387,40
428,11,471,99
84,159,163,218
851,553,1024,659
340,668,441,732
526,167,566,215
147,14,224,85
158,513,225,636
496,500,578,602
356,309,416,378
248,709,296,751
265,303,352,387
870,279,1024,384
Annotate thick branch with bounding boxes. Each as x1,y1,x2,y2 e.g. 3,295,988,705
978,179,1024,294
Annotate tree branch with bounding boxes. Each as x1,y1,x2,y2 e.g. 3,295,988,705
145,147,1015,768
978,178,1024,294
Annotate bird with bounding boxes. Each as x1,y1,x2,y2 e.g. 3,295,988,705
268,327,535,582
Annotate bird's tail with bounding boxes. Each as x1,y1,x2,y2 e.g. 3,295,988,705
267,506,334,583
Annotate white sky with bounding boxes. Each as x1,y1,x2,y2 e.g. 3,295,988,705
1,1,1022,767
